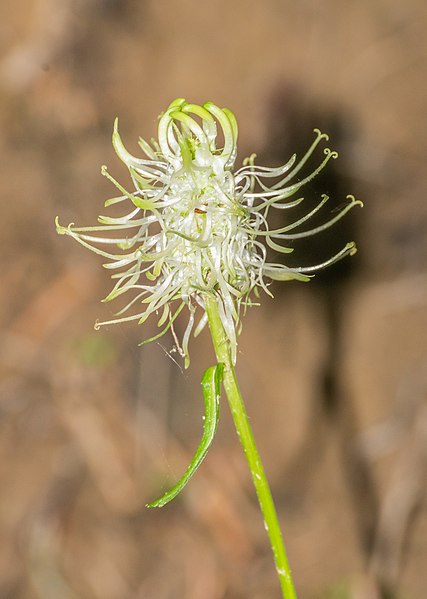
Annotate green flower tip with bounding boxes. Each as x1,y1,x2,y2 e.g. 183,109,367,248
56,98,362,366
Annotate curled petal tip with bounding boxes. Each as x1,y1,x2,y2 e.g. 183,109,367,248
349,195,364,208
313,128,329,142
347,241,358,256
55,217,75,236
55,216,65,234
168,98,186,110
324,148,338,159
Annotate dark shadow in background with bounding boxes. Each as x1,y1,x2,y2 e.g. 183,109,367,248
259,84,380,569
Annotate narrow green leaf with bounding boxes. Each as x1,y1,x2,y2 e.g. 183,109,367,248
146,363,223,508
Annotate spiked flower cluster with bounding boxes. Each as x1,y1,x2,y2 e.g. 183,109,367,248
56,98,361,366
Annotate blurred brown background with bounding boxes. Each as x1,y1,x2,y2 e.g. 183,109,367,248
1,1,427,598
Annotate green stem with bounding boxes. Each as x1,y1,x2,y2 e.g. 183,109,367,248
205,296,298,599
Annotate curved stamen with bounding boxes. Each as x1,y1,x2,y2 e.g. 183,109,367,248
297,242,357,272
267,196,363,240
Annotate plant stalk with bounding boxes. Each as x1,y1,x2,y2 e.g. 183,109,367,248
205,295,298,599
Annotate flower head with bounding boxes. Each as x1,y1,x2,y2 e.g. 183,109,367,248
56,98,362,366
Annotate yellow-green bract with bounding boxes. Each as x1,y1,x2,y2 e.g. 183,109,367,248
146,363,223,508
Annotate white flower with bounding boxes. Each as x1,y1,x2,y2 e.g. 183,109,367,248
56,98,362,366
